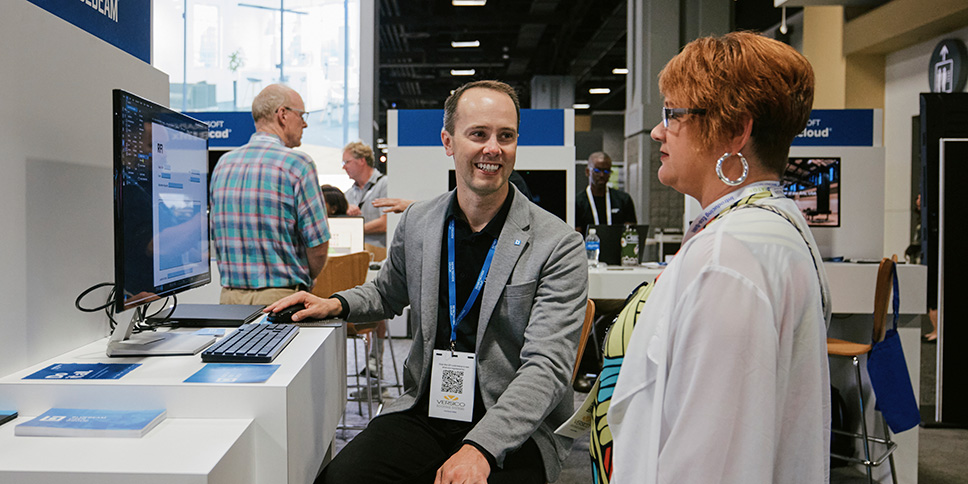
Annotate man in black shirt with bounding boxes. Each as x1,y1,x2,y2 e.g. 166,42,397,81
575,151,637,235
267,80,588,484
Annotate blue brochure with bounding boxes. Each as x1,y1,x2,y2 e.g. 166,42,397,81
15,408,166,438
184,363,280,383
23,363,141,380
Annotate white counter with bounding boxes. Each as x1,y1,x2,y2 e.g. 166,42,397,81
589,262,928,314
0,325,346,484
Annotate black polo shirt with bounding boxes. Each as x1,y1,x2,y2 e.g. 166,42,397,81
433,189,514,354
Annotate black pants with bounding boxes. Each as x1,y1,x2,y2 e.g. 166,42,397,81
318,405,546,484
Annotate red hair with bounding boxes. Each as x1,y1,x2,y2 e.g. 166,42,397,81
659,31,815,174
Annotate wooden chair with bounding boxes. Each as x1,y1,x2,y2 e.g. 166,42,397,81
827,256,899,484
310,251,369,300
572,299,596,384
364,242,387,262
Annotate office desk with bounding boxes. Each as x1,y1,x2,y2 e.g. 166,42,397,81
589,262,928,314
0,325,346,484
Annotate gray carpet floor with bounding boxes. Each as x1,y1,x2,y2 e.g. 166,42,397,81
335,321,968,483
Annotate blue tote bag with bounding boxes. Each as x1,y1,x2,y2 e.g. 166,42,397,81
866,264,921,433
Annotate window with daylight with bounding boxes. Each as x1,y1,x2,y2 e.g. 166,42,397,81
153,0,361,149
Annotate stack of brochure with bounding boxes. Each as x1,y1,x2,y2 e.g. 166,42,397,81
14,408,166,438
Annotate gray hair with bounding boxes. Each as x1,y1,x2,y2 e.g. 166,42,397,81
252,84,293,123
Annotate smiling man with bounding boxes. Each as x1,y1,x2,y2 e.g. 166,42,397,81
266,80,588,484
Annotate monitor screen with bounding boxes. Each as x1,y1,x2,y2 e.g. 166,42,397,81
782,157,840,227
113,89,211,312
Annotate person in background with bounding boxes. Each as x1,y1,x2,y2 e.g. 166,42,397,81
210,83,330,306
575,151,636,236
600,32,831,483
320,184,349,217
907,194,938,342
572,151,638,392
267,80,587,484
343,140,388,248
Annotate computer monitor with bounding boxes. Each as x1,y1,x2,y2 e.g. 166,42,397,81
782,157,840,227
327,216,365,255
108,89,215,356
588,224,650,266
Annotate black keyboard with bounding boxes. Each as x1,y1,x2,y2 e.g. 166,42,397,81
201,323,299,363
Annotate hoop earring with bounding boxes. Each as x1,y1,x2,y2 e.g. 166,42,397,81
716,152,749,186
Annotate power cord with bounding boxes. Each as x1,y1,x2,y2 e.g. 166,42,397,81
75,282,178,332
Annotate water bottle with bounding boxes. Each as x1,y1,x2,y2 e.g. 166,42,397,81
585,228,600,268
621,224,639,266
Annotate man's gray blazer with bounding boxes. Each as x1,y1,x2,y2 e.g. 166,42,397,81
337,187,588,481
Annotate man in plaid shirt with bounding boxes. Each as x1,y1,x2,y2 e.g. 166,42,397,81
210,84,330,305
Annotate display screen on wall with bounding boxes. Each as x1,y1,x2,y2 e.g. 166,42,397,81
782,157,840,227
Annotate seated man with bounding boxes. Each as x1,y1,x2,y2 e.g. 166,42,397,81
267,80,588,484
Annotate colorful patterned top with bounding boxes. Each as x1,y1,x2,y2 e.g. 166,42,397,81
590,282,653,484
210,132,330,289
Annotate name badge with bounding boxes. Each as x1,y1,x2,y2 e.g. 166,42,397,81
429,350,476,422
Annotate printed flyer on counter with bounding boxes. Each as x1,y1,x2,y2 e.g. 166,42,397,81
23,363,141,380
185,363,280,383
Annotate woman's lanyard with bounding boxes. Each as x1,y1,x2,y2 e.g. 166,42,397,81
586,186,611,225
447,218,498,353
682,182,784,245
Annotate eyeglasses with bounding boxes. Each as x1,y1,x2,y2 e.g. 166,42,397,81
591,168,611,175
282,106,309,121
662,107,706,128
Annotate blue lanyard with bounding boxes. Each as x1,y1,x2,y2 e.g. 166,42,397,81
447,218,498,350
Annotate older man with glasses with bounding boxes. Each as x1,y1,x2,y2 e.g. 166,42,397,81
210,83,330,305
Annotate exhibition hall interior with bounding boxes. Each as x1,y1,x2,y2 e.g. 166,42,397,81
1,0,967,483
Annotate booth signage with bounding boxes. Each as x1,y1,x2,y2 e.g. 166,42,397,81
397,109,566,147
791,109,875,147
27,0,150,63
186,112,257,148
928,39,968,94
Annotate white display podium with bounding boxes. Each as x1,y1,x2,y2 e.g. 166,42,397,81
0,324,346,484
0,417,254,484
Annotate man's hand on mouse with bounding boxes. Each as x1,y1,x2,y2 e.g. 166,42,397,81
264,292,342,321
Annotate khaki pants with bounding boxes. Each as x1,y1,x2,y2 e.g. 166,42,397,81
219,287,300,306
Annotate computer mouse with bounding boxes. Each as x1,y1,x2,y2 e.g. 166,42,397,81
267,303,306,324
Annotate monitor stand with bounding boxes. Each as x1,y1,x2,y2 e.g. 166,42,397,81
106,306,216,357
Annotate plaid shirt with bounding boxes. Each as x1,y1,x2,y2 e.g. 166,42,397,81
210,132,330,289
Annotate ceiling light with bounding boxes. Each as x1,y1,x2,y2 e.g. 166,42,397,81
589,88,611,95
452,0,486,6
451,69,476,76
451,40,480,48
573,104,590,110
612,68,629,75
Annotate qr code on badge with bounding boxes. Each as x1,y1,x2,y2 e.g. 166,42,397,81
441,369,463,394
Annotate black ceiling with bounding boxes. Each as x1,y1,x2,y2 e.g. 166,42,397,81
377,0,792,139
